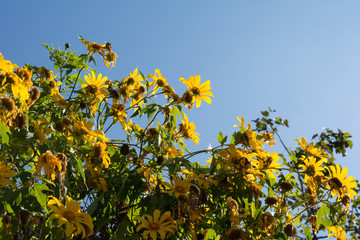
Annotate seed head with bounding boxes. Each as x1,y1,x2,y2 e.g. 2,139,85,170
279,181,293,192
2,98,15,111
30,87,41,101
156,156,165,165
148,128,158,137
120,144,130,155
15,113,27,129
284,223,296,237
265,196,278,206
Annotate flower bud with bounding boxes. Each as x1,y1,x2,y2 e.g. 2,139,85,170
284,223,296,237
279,181,293,192
148,128,158,137
156,156,165,165
265,196,278,206
15,112,27,129
1,98,15,111
30,87,41,102
120,144,130,155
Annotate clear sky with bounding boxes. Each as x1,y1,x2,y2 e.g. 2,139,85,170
2,1,360,183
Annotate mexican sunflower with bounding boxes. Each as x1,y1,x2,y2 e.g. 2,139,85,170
180,75,213,108
47,196,93,238
162,175,191,198
294,137,325,159
0,52,18,74
0,162,16,187
298,156,324,182
148,69,169,93
328,165,357,200
135,209,177,240
327,226,348,240
35,151,62,180
178,113,200,145
81,71,108,101
91,141,110,168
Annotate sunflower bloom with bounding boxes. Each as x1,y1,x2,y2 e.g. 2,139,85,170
327,226,348,240
162,176,191,198
0,162,16,187
148,69,169,93
81,71,108,100
91,142,110,168
47,196,93,238
35,151,62,180
178,113,200,145
257,151,281,181
328,165,357,200
135,209,177,240
0,52,18,74
294,137,326,159
219,144,257,176
180,75,213,108
298,156,324,182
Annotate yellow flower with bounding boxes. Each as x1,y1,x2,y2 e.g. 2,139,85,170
328,165,357,200
180,75,213,108
257,151,281,181
148,69,169,93
162,176,190,198
182,169,217,189
178,113,200,145
233,116,262,150
84,162,108,192
80,37,106,55
91,141,110,168
219,144,257,175
122,68,143,90
327,226,348,240
47,196,93,238
0,52,18,74
81,71,108,100
103,51,118,69
35,151,62,180
135,209,177,240
71,117,109,143
294,137,326,159
298,156,324,180
0,162,16,187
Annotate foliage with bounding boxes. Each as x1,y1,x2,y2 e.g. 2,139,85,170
0,37,359,240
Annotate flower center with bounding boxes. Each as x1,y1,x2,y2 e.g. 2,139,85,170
63,211,76,222
156,79,165,87
91,43,102,51
307,165,316,176
86,85,98,94
127,77,135,85
191,87,200,95
330,177,342,189
149,222,160,231
174,186,186,193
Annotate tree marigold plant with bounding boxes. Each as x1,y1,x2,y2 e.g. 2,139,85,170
0,36,359,240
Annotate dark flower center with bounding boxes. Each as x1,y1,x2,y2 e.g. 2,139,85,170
191,87,200,95
63,211,76,222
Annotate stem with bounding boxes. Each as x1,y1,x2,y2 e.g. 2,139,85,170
63,66,85,116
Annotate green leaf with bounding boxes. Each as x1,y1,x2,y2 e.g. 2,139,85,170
205,229,220,240
0,120,10,144
301,223,312,240
261,111,269,117
33,183,49,208
317,203,331,228
217,132,227,145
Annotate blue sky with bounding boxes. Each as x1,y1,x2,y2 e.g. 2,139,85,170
2,1,360,183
